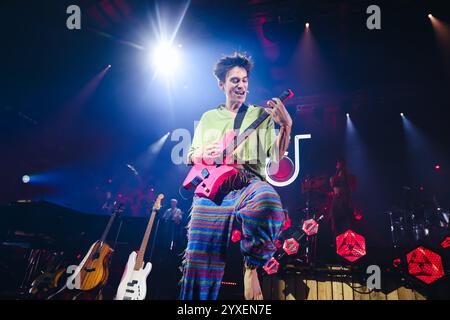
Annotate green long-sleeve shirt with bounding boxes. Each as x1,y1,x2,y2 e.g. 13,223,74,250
188,104,277,179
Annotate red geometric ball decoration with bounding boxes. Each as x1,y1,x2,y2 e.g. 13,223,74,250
231,230,242,243
406,246,445,284
336,229,366,262
282,238,300,255
302,219,319,235
274,239,282,249
263,257,279,275
441,236,450,249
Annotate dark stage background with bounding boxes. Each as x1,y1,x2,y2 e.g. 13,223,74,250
0,0,449,299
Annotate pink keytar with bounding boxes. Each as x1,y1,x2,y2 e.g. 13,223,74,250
283,238,300,255
336,229,366,262
263,257,279,275
302,219,319,235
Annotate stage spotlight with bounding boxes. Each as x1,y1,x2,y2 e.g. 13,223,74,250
346,113,350,117
283,238,300,255
302,218,319,235
428,13,433,19
305,22,310,28
149,132,171,154
354,208,363,221
393,258,401,269
107,64,112,68
435,164,441,170
400,112,404,117
152,42,180,77
22,175,30,184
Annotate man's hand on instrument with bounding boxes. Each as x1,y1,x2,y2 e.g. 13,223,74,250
192,141,222,164
265,97,293,128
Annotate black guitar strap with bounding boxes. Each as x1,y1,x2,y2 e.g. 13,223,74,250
233,103,249,134
228,103,249,164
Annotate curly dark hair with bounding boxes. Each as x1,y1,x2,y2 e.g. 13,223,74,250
213,52,254,83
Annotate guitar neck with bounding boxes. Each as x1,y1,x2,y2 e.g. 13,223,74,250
220,90,293,161
99,211,117,244
134,208,158,270
221,110,270,160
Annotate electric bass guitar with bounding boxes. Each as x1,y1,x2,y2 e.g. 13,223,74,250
66,202,124,291
115,194,164,300
182,89,294,200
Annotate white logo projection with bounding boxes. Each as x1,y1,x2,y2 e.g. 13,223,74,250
265,134,311,187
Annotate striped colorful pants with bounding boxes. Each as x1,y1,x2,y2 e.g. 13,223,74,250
179,176,285,300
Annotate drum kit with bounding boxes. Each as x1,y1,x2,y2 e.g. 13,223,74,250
298,178,450,251
385,188,449,248
300,174,331,219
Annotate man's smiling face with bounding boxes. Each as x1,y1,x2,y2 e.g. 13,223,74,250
220,66,248,105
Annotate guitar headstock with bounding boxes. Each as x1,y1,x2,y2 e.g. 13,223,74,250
152,194,164,211
112,202,125,216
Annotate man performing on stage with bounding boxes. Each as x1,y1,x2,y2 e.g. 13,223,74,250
161,198,184,251
162,198,183,225
180,52,292,300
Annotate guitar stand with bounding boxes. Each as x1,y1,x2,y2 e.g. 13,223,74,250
96,215,124,300
149,215,161,261
46,283,67,300
47,217,124,300
107,217,124,268
19,248,43,296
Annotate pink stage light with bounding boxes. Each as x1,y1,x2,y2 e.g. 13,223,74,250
282,238,300,255
263,257,280,275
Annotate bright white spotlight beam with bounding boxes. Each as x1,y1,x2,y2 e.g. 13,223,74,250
149,132,171,154
152,42,180,77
